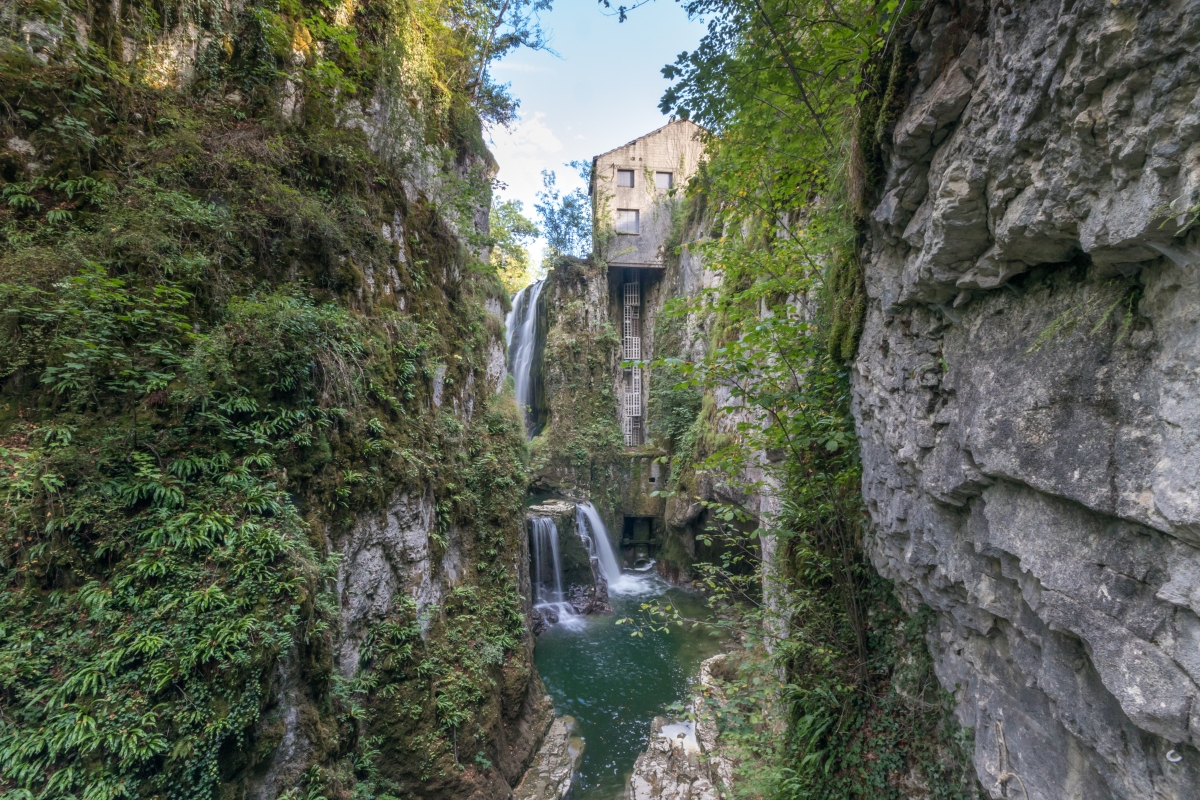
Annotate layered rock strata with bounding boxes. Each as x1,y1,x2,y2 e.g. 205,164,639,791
853,1,1200,797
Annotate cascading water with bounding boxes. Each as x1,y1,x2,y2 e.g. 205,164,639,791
576,501,656,596
538,504,722,799
505,280,544,437
529,516,578,625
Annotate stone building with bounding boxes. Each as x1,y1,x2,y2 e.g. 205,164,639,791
590,118,706,270
589,119,705,447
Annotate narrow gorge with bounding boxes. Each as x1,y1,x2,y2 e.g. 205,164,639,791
2,1,1199,800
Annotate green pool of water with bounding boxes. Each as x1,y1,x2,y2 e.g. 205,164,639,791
533,578,725,800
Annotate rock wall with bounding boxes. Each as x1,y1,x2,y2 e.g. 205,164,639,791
512,715,585,800
624,654,736,800
853,1,1200,797
527,499,608,623
529,256,627,526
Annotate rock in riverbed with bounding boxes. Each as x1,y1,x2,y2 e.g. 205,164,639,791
625,654,734,800
513,716,584,800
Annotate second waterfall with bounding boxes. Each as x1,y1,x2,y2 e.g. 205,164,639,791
505,279,545,438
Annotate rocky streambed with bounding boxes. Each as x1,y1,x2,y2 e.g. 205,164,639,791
624,655,737,800
530,576,725,799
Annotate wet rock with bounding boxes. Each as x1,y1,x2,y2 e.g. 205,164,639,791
528,499,609,623
513,716,585,800
626,717,720,800
570,582,611,614
533,605,557,633
626,654,733,800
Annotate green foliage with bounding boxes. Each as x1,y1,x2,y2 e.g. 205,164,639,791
529,256,625,517
0,0,546,796
1025,272,1143,355
824,246,866,363
1,264,192,399
652,0,914,364
648,360,701,453
682,605,978,800
614,1,979,796
534,163,593,260
328,399,532,796
774,600,979,800
489,199,539,293
0,267,329,798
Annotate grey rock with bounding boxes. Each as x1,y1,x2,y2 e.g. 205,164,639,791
6,137,34,156
626,717,720,800
625,655,733,800
854,1,1200,797
335,490,441,680
528,499,610,618
513,715,585,800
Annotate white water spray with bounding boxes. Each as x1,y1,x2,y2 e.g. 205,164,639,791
576,502,657,596
505,280,545,437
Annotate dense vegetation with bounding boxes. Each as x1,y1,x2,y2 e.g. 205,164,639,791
489,199,539,293
527,255,627,520
0,1,552,797
618,0,983,797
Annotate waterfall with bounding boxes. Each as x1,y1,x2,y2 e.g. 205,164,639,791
576,502,655,596
530,516,565,605
505,280,544,437
530,516,577,624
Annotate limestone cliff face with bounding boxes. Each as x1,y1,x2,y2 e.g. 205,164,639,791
853,1,1200,797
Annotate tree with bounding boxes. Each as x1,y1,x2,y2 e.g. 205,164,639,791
534,161,593,260
489,199,540,293
461,0,559,124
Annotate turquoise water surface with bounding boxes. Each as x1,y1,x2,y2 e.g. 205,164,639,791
533,577,724,800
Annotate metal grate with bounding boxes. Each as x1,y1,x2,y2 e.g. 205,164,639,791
624,282,641,306
623,372,643,446
623,415,642,447
622,281,644,446
623,282,641,360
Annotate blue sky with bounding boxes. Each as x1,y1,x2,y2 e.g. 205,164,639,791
486,0,706,271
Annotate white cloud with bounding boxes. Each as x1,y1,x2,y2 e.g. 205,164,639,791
492,112,562,158
488,111,570,210
487,112,570,278
486,112,593,284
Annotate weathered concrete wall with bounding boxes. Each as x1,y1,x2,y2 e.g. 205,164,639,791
592,119,705,268
853,1,1200,797
621,454,666,518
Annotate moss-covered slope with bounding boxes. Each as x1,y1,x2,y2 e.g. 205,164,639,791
0,2,544,797
528,256,624,523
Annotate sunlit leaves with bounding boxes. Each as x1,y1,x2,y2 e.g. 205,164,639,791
535,165,593,260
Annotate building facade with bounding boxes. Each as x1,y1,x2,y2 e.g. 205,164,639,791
590,120,705,446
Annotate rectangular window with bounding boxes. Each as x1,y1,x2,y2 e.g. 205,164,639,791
655,171,674,190
616,169,635,188
616,209,639,234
